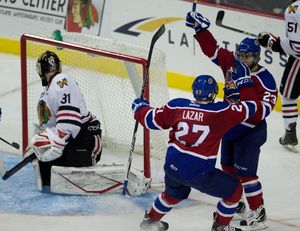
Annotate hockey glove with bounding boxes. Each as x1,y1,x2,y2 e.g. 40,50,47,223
230,60,253,89
223,87,240,103
132,98,149,113
257,32,278,51
186,11,210,33
30,127,69,162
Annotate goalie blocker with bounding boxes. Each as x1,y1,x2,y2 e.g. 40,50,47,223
48,163,151,196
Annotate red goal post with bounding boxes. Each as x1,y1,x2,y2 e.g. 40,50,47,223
20,33,169,180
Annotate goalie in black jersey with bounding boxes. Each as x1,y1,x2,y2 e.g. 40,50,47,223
28,50,102,190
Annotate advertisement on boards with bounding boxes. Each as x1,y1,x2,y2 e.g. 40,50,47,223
0,0,105,38
100,0,286,84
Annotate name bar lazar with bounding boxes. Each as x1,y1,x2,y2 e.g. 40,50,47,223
182,110,204,121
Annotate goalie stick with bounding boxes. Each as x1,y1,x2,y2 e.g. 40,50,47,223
122,24,166,195
215,10,257,37
0,137,20,150
0,153,36,180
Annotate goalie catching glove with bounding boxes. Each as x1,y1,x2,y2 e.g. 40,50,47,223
30,127,70,162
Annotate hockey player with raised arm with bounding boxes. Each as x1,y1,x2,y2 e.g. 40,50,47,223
136,60,263,231
28,50,102,189
185,10,278,230
257,0,300,151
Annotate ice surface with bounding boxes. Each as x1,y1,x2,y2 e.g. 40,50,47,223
0,53,299,231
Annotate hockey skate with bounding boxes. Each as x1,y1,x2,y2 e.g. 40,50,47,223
211,221,242,231
279,122,298,153
212,212,242,231
232,201,246,221
239,205,268,230
140,211,169,231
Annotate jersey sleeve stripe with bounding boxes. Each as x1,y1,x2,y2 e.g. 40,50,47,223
56,119,82,127
144,109,162,130
82,112,93,123
58,105,81,113
57,113,82,119
210,46,219,65
262,101,272,119
241,101,257,119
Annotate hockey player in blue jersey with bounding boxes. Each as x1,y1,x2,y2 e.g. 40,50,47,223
186,10,278,230
136,60,262,231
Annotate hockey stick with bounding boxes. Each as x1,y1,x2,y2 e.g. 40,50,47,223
192,0,197,11
215,10,257,37
0,153,36,180
122,24,166,195
0,137,20,150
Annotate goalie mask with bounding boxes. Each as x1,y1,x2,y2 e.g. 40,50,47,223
36,51,62,86
192,75,218,102
236,37,261,67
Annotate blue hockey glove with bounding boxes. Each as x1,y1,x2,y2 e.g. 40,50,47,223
132,98,149,113
230,60,253,88
186,11,210,33
224,87,240,103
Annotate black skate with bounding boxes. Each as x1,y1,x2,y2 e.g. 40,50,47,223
279,122,298,153
212,212,242,231
232,201,247,221
236,201,246,214
211,221,242,231
140,211,169,231
239,205,267,230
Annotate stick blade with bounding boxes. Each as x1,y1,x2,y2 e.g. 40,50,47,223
0,158,6,178
146,24,166,69
150,24,166,49
12,142,20,150
216,10,225,26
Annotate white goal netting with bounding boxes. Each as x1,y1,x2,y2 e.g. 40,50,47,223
21,32,169,180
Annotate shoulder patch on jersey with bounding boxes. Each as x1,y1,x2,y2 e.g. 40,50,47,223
288,5,298,14
57,78,68,88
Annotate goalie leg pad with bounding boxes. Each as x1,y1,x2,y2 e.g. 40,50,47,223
127,168,151,196
50,164,151,196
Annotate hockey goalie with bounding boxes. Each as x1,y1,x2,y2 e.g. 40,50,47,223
26,50,150,196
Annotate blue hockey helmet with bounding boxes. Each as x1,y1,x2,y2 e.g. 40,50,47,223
192,75,219,101
236,37,261,64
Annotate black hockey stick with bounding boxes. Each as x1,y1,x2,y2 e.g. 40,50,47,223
122,24,166,195
216,10,257,37
0,153,36,180
192,0,197,12
0,137,20,150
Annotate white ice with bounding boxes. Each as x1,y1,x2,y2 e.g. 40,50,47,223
0,53,299,231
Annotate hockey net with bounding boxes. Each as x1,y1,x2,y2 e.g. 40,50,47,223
20,33,169,182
